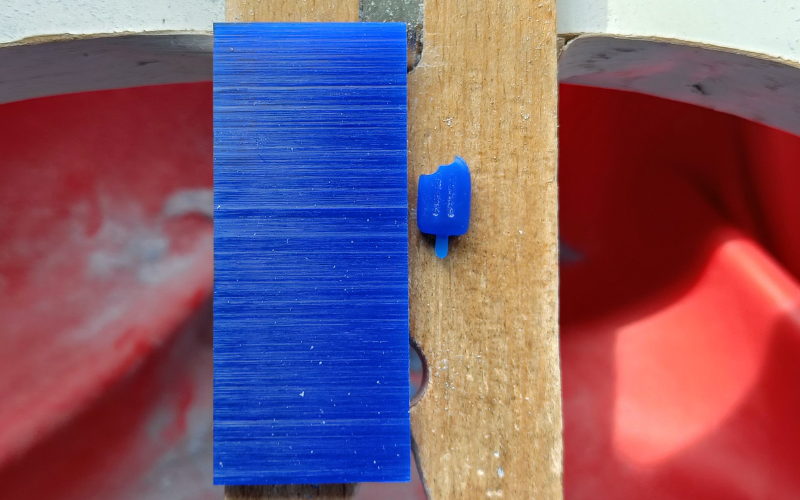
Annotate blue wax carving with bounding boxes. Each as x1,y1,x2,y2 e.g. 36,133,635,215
417,157,472,258
213,23,410,485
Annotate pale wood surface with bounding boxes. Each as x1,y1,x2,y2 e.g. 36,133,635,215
224,0,563,498
407,0,562,498
226,0,359,23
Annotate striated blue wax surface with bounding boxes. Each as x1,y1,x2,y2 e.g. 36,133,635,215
213,22,410,485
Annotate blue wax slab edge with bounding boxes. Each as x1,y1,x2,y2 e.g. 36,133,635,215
213,23,410,485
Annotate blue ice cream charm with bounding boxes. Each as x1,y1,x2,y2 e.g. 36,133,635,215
417,156,472,258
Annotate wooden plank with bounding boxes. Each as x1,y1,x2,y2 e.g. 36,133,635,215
223,0,563,498
406,0,562,498
226,0,358,23
226,485,355,499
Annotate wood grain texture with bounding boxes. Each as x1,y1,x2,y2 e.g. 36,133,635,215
406,0,562,498
226,0,359,23
226,485,356,499
223,0,563,498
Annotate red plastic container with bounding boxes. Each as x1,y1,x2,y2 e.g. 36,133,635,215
0,83,217,500
560,84,800,500
0,82,424,500
1,81,798,499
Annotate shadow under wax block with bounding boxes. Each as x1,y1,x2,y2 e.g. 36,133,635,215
213,23,410,485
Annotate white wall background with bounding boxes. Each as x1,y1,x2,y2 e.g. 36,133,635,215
0,0,224,44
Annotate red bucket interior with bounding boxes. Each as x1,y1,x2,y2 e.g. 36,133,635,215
0,81,798,499
0,84,217,500
560,84,800,500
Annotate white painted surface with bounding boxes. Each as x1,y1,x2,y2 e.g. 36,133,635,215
0,34,212,104
0,0,223,45
556,0,800,136
560,35,800,136
557,0,800,65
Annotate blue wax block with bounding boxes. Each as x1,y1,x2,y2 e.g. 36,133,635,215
417,157,472,258
213,23,410,485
